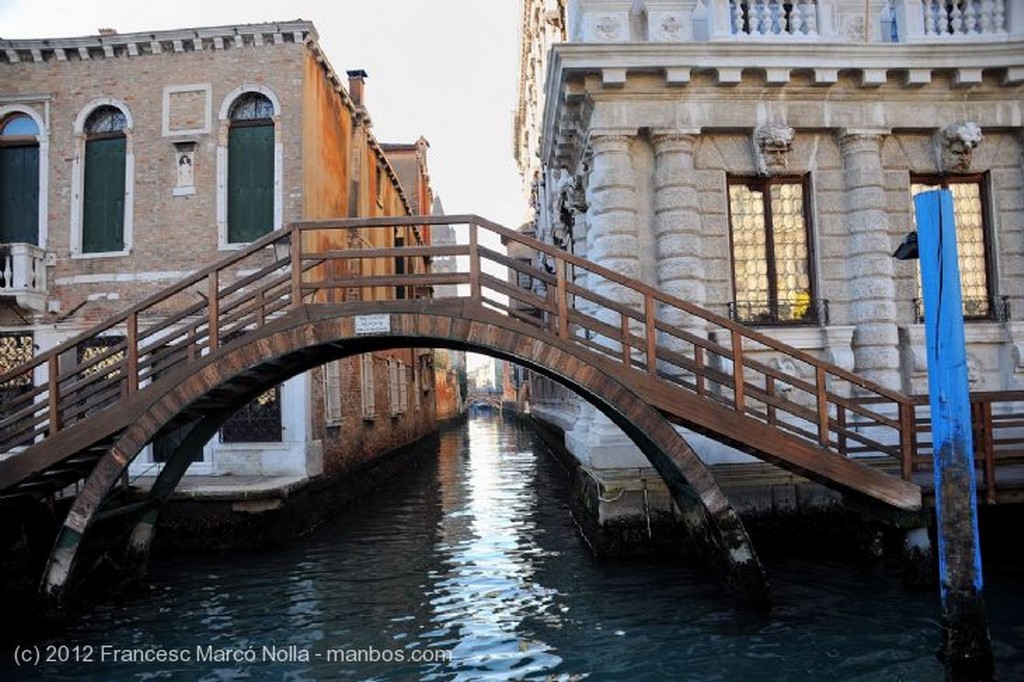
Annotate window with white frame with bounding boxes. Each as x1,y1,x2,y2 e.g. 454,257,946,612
360,353,376,420
216,86,282,249
71,99,134,257
323,359,342,426
388,358,408,416
0,113,42,246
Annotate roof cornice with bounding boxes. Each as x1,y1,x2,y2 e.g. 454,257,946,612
0,20,317,63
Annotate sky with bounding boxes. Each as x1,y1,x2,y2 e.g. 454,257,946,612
0,0,528,228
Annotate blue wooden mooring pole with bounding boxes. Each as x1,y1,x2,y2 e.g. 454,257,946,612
914,189,993,680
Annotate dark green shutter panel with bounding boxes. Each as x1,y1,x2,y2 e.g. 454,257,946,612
0,144,39,244
82,136,126,253
228,124,274,243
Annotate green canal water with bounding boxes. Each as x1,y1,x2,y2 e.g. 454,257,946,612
3,416,1023,680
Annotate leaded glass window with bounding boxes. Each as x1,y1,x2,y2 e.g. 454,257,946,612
910,175,994,320
728,175,816,325
0,333,33,447
85,106,127,135
229,92,274,122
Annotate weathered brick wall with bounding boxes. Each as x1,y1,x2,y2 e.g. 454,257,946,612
2,37,308,317
308,351,438,476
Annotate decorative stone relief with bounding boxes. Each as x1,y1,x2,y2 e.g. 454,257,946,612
647,1,697,42
551,168,588,250
752,124,796,176
935,122,984,174
578,2,633,42
596,15,624,40
966,353,982,387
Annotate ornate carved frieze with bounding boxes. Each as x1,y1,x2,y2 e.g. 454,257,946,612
752,124,795,175
935,121,983,174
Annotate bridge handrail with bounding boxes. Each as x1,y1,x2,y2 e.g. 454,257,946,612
0,213,968,491
292,215,918,477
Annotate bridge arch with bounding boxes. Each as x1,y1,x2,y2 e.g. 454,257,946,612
42,303,768,603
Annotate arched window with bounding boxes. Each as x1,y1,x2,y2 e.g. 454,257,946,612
82,105,128,253
227,92,275,243
0,113,41,245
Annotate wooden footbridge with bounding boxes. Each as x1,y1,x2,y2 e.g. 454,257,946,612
1,215,1020,601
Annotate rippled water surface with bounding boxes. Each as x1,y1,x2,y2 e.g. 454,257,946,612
4,417,1023,680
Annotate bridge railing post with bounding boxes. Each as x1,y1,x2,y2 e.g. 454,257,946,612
555,258,569,338
815,366,829,448
290,227,303,308
468,222,481,303
207,270,219,352
645,293,657,376
899,401,915,480
126,312,139,395
731,329,746,413
48,355,60,437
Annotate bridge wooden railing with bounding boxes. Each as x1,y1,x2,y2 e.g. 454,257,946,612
1,214,1015,498
909,391,1024,504
289,215,918,478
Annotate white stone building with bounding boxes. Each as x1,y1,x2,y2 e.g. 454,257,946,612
516,0,1024,541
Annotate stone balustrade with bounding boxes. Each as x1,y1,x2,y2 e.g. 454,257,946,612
567,0,1022,43
0,242,47,311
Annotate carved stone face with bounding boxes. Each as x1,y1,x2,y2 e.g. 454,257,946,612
753,124,796,176
937,121,983,174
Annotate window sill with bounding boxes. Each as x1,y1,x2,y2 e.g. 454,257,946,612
71,249,130,259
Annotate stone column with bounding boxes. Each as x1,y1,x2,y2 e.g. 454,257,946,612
586,133,643,333
837,130,901,390
573,132,647,469
652,132,705,334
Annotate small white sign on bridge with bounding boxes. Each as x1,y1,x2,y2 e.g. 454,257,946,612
354,314,391,335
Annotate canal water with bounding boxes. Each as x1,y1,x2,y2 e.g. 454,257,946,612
3,416,1023,681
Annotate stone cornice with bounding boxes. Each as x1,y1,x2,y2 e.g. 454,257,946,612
0,20,316,64
542,40,1024,163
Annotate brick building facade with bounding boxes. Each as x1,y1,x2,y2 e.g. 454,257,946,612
0,21,443,480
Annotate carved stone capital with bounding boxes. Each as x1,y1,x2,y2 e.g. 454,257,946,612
651,132,697,155
935,121,983,174
588,133,633,156
752,124,795,176
836,128,887,156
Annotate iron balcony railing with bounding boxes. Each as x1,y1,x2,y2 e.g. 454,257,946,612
913,295,1011,323
728,298,830,326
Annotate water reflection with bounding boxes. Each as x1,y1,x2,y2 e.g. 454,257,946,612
2,416,1021,681
424,419,561,679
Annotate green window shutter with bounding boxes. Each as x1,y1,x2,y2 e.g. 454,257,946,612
0,144,39,244
227,124,274,243
82,136,126,253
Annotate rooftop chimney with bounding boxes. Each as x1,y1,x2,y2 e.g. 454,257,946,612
346,69,368,107
98,28,118,36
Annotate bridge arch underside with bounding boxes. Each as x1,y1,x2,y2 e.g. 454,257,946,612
43,306,770,604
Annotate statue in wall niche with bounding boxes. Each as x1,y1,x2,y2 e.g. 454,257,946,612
752,124,796,176
551,168,587,251
936,121,983,174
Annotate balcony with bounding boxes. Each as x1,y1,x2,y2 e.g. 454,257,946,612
0,243,47,311
569,1,1023,44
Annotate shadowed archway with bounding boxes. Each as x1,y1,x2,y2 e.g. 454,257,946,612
41,302,769,604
